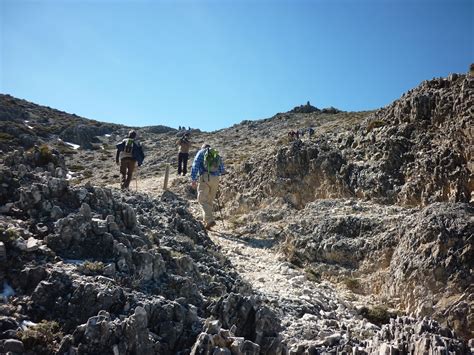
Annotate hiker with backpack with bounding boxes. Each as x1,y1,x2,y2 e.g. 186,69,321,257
190,143,225,230
176,133,191,176
115,130,145,190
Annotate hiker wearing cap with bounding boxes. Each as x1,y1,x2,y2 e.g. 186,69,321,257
115,130,145,190
191,143,225,230
176,133,191,176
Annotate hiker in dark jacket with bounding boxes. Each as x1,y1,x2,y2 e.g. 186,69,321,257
115,130,145,190
176,133,191,176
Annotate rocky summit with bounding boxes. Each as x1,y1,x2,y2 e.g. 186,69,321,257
0,70,472,355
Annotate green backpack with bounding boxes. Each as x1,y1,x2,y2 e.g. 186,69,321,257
124,138,134,153
203,147,220,173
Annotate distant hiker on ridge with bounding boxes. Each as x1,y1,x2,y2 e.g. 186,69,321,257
190,143,225,230
288,130,296,141
115,130,145,190
176,133,191,176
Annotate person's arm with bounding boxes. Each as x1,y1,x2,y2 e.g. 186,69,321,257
136,144,145,166
115,142,123,164
191,150,203,185
218,158,225,175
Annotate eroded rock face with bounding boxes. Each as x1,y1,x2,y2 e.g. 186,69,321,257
190,317,284,355
210,293,285,353
222,74,473,210
60,124,114,149
277,200,473,340
364,316,468,354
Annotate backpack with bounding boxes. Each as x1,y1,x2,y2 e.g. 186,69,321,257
117,138,145,166
124,138,134,153
203,147,220,173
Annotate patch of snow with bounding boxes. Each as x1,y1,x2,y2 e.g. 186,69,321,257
0,281,15,303
21,320,37,330
105,134,111,137
66,173,73,180
65,141,80,150
24,120,29,123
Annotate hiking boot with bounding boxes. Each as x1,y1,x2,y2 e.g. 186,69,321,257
205,221,216,230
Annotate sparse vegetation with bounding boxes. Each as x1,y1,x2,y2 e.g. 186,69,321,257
0,227,20,242
81,261,105,275
280,236,303,266
37,144,54,166
359,305,394,326
18,320,63,355
56,143,77,156
366,119,385,132
342,277,361,293
228,214,245,229
305,267,321,282
170,250,185,258
0,132,15,141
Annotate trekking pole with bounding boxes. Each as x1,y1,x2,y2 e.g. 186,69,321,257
135,165,139,192
163,163,170,190
216,190,225,229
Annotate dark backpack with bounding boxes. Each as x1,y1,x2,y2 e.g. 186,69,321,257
117,138,145,166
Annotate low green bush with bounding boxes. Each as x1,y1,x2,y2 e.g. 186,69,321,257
359,305,394,326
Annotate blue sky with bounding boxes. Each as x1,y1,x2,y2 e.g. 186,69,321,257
1,0,473,131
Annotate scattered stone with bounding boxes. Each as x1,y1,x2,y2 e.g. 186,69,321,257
3,339,25,353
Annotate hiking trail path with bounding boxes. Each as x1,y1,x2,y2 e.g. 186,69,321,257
108,174,378,351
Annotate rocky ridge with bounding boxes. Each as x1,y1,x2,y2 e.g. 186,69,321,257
217,73,473,341
0,70,472,354
221,73,473,210
0,94,175,151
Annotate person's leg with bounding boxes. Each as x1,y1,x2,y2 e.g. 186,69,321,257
120,159,127,189
182,153,189,175
124,159,135,189
209,175,219,204
197,175,213,223
178,153,183,175
205,175,219,228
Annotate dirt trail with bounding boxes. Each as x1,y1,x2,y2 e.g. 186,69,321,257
108,172,376,350
206,222,377,349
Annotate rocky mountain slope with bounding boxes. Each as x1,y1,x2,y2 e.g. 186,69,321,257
217,72,473,340
0,69,472,354
0,94,176,152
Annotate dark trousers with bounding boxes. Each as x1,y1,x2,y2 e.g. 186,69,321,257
120,158,136,189
178,153,189,175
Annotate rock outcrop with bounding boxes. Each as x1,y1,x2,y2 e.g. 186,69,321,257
222,73,473,210
0,94,124,151
272,199,473,340
0,148,286,354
